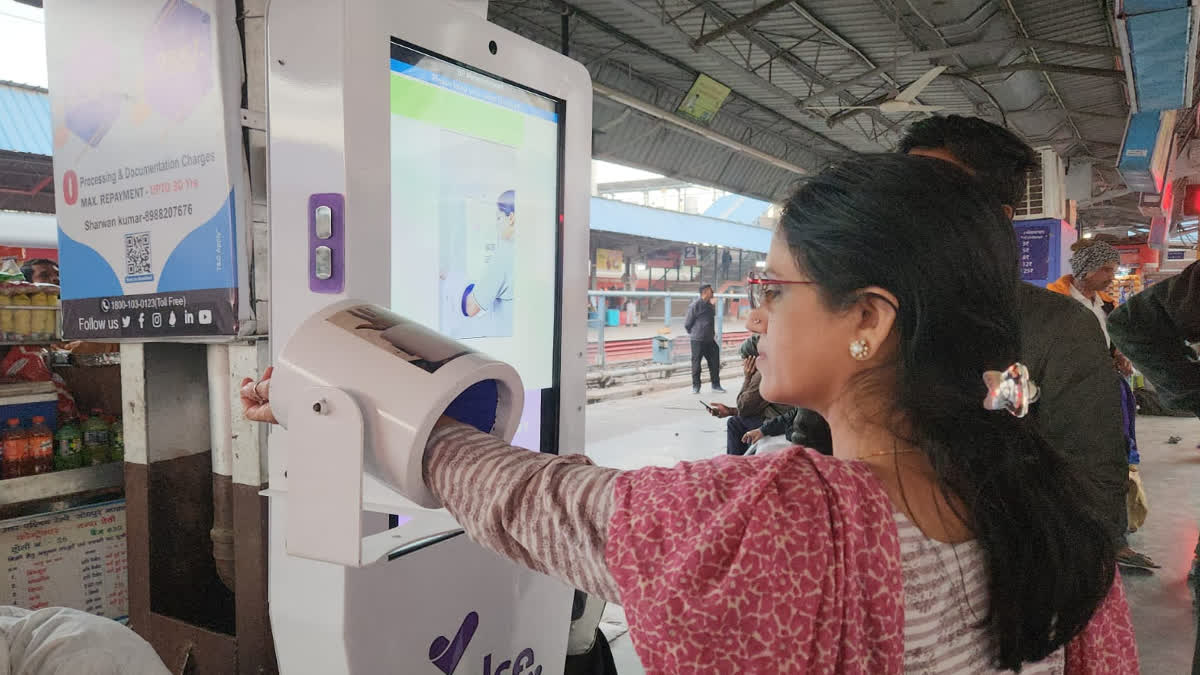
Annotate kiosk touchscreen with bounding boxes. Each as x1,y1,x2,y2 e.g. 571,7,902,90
265,0,591,673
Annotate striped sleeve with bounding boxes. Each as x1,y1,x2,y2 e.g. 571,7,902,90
422,422,623,603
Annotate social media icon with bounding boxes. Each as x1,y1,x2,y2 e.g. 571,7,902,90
169,311,177,327
184,311,195,325
152,313,162,328
121,316,131,328
138,313,145,329
198,309,213,325
100,299,110,312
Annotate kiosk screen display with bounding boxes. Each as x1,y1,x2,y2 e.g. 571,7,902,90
388,40,564,452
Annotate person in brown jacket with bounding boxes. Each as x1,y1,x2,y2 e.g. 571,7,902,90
707,335,789,455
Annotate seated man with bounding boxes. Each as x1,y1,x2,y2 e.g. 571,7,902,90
707,336,789,455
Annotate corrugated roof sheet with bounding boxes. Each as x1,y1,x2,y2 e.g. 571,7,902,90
0,81,52,157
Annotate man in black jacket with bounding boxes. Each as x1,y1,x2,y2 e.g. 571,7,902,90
1109,260,1200,416
1109,260,1200,672
899,115,1143,569
685,284,725,394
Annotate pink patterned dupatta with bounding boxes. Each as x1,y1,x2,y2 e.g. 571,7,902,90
606,446,1138,674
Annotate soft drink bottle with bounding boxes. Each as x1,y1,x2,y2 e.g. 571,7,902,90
28,416,53,475
2,418,28,479
54,418,82,470
82,410,111,466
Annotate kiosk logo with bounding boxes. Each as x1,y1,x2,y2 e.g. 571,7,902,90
430,612,478,674
430,612,543,675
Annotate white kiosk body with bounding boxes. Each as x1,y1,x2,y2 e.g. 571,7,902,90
265,0,592,672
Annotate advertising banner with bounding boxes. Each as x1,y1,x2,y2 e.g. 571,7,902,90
676,74,731,125
646,247,682,269
1016,224,1052,281
45,0,248,339
595,248,624,275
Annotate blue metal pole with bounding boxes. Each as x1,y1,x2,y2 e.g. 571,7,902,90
716,298,725,346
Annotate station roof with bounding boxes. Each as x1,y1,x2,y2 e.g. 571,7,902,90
3,0,1146,228
490,0,1142,229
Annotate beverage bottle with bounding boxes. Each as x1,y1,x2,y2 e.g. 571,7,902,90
109,417,124,462
11,289,31,341
82,410,111,466
28,416,53,475
54,418,82,470
2,418,28,479
30,288,50,341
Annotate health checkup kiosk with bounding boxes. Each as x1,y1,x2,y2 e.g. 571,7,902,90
264,0,592,672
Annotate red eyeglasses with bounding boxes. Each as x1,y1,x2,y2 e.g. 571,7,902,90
746,271,816,309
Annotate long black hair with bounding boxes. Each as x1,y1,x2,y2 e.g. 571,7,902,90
778,154,1115,670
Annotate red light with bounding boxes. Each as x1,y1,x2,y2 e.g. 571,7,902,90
1185,184,1200,217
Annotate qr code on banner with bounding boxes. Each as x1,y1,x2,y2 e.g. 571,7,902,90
124,232,154,282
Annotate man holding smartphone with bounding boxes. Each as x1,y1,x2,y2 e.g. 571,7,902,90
706,336,788,454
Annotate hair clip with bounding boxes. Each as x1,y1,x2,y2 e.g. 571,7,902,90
983,363,1040,418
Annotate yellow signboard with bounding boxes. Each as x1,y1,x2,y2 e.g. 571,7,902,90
677,74,732,125
596,248,625,274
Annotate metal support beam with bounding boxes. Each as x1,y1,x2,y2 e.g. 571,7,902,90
692,0,793,48
593,82,809,176
962,63,1125,80
1078,188,1134,207
787,2,900,90
535,0,853,158
998,0,1097,158
693,0,901,138
1009,107,1126,120
800,37,1120,106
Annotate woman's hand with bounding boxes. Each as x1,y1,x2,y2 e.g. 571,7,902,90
742,428,764,445
743,356,757,376
240,366,279,425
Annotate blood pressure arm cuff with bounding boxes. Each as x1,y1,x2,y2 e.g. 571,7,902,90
423,423,623,603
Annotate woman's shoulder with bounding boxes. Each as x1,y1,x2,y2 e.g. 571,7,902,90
612,448,893,525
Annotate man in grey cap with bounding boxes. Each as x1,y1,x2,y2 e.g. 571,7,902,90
1049,241,1121,347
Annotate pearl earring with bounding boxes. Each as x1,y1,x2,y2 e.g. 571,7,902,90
850,339,871,361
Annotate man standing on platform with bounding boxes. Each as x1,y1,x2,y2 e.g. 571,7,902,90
685,284,725,395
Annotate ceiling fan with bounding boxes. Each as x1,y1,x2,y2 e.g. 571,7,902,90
806,66,947,114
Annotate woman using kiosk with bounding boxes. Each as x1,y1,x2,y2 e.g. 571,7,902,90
244,155,1135,672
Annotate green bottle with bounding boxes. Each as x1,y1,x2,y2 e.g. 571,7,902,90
54,419,82,470
82,410,110,466
109,417,124,462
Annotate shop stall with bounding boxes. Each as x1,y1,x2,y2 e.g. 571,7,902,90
0,242,127,621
